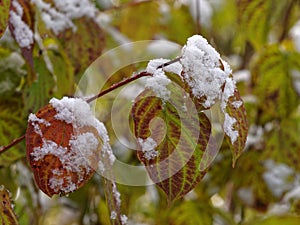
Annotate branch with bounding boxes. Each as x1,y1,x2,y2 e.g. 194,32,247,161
0,135,25,154
86,71,152,103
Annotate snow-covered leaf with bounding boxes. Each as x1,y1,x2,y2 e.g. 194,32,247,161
132,89,211,203
26,97,111,197
0,185,19,225
0,0,11,38
8,0,34,67
224,89,248,166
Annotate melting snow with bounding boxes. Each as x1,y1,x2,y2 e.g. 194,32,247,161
10,0,34,48
138,137,158,160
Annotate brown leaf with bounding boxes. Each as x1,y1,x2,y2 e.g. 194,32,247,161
26,103,101,197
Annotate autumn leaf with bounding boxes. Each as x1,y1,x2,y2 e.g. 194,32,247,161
25,97,110,197
0,185,19,225
57,17,105,75
132,88,211,203
223,88,248,166
8,0,34,68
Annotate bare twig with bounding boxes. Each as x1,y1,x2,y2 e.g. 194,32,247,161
86,71,152,103
0,135,25,154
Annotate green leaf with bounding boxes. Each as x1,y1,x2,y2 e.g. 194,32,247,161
224,89,248,166
237,0,273,49
46,43,75,97
23,56,55,113
0,97,25,167
263,118,300,171
0,186,19,225
57,17,105,76
0,0,11,38
115,1,160,41
169,201,213,225
246,216,300,225
132,88,211,203
252,44,300,123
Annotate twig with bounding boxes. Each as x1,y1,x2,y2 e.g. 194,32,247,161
156,57,181,69
86,71,152,103
0,135,25,154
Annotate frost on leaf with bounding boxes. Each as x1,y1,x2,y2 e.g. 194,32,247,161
26,97,113,197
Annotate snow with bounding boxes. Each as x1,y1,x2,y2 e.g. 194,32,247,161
180,35,229,108
145,58,182,101
29,97,116,194
9,0,34,48
263,160,294,197
110,211,117,220
223,113,238,144
231,101,243,109
237,187,254,206
31,0,97,34
290,19,300,52
121,214,128,225
233,70,251,83
146,58,182,75
28,113,51,136
180,35,239,144
138,137,158,160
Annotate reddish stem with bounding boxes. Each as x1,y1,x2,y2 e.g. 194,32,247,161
86,71,152,103
0,134,26,154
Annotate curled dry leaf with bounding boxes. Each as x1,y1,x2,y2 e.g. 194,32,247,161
25,97,105,197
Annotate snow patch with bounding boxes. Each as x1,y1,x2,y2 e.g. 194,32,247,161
180,35,239,144
28,113,51,137
263,160,294,197
138,137,158,160
10,0,34,48
31,0,97,34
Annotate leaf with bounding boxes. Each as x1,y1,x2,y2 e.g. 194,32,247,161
57,17,105,76
46,43,75,97
246,216,300,225
251,45,300,123
132,87,211,203
0,186,19,225
26,103,101,197
115,1,160,41
0,0,11,38
224,88,248,166
237,0,273,49
169,201,213,225
8,0,34,68
0,97,25,167
23,56,55,113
